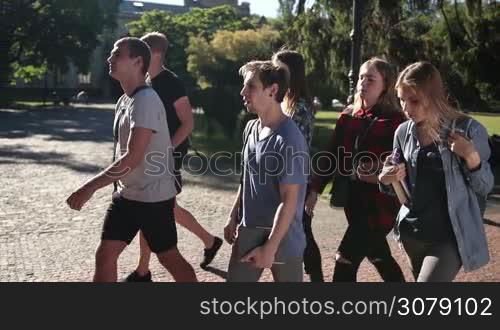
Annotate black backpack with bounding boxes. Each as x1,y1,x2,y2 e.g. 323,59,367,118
488,134,500,170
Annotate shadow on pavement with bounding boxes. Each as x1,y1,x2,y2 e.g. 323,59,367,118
201,266,227,280
484,218,500,228
0,106,114,143
0,144,104,174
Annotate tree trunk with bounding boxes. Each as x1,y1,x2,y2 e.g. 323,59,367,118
0,0,14,103
296,0,306,15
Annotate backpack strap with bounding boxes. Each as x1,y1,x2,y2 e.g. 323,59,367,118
240,119,259,173
398,120,411,150
112,85,151,192
242,119,259,151
465,118,473,139
113,86,151,146
353,116,378,155
451,116,473,139
238,118,259,222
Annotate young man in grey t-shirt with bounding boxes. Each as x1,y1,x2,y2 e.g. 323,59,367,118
123,32,223,283
66,37,197,282
224,61,309,282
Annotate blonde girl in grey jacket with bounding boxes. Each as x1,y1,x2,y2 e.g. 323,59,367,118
379,62,493,282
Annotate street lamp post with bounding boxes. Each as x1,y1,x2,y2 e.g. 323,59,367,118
348,0,365,104
0,0,14,94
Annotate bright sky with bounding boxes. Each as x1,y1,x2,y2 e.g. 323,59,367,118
127,0,282,18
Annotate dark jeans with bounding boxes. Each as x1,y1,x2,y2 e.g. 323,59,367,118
332,223,405,282
302,210,324,282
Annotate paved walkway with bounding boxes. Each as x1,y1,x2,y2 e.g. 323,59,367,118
1,105,499,282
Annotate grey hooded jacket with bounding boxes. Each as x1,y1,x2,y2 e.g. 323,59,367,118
383,117,493,272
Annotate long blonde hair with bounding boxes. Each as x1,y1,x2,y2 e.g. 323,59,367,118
396,61,462,142
353,57,400,113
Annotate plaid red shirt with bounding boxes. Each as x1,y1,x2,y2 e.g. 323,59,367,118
311,104,407,231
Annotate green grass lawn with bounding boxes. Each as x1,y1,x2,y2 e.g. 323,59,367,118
190,113,241,156
312,110,500,198
191,109,500,157
314,110,500,135
469,113,500,135
311,110,341,153
13,101,50,107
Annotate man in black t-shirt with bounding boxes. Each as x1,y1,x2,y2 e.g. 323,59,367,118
149,67,190,191
124,32,223,282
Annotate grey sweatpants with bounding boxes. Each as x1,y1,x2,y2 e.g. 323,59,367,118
401,236,462,282
226,226,303,282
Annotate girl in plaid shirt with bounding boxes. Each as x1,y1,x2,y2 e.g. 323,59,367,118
307,58,406,282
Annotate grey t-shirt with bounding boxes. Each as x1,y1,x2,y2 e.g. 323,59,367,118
241,117,309,257
114,87,177,203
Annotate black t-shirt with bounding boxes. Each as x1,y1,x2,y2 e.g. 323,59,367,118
149,69,190,154
400,143,455,243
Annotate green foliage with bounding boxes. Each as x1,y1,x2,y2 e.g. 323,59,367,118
2,0,121,89
187,27,280,137
425,1,500,109
281,0,352,104
11,63,48,84
126,5,260,87
279,0,499,111
278,0,297,22
126,5,272,137
187,27,280,87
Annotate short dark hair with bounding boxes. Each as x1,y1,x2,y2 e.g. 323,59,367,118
141,32,169,59
116,37,151,75
239,60,289,103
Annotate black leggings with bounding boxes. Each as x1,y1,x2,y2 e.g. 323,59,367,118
332,223,405,282
302,210,324,282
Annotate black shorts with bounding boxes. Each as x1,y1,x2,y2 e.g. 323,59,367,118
101,194,177,254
